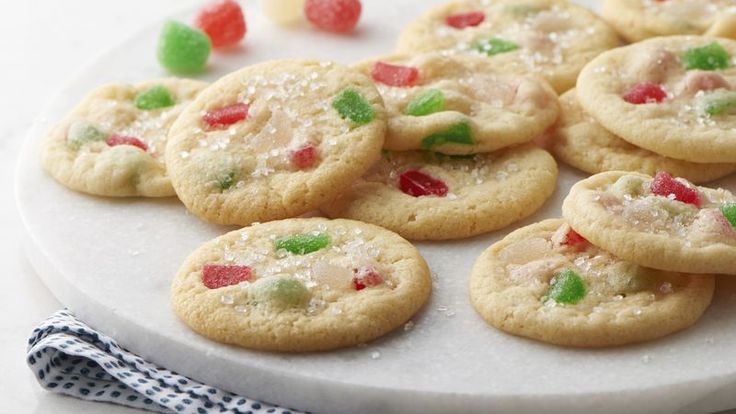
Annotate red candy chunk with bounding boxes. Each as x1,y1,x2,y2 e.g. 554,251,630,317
371,62,419,87
106,134,148,151
304,0,362,33
290,143,319,170
203,103,249,128
399,170,449,197
352,266,384,291
202,264,253,289
446,11,485,29
623,82,667,104
650,171,701,207
194,0,247,48
562,229,588,249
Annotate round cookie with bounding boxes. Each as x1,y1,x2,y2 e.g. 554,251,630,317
395,0,621,93
549,89,736,184
321,143,558,240
41,78,207,197
469,219,715,347
170,218,431,352
602,0,736,43
166,59,386,226
562,171,736,275
354,53,559,155
577,36,736,164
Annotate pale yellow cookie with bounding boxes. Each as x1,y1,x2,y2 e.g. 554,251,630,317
395,0,621,93
41,79,207,197
171,218,431,352
562,171,736,274
353,53,559,154
470,219,715,347
321,143,558,240
165,59,386,226
550,89,736,183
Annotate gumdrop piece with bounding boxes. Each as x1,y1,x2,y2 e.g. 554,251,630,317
623,82,667,104
683,42,731,71
399,170,449,197
194,0,246,48
611,175,644,198
134,85,175,111
446,11,485,28
562,229,587,249
695,90,736,116
106,135,148,152
290,143,319,170
370,62,419,87
545,269,586,305
264,0,305,25
650,171,701,207
680,71,730,95
304,0,362,33
202,264,252,289
332,89,374,125
157,21,211,74
352,266,384,290
406,89,445,116
203,103,249,128
721,203,736,229
217,172,236,190
67,122,107,149
275,233,331,255
421,121,473,149
473,38,519,56
253,277,311,308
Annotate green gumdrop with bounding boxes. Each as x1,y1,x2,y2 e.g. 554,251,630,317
332,89,375,125
275,233,330,255
611,175,644,198
134,85,176,110
405,89,445,116
695,90,736,116
682,42,731,71
67,122,107,149
157,21,211,74
421,121,474,149
721,203,736,228
545,269,587,305
217,172,236,190
254,277,311,308
473,38,520,56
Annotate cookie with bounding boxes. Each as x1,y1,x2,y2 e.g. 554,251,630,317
577,36,736,164
165,59,386,226
353,53,559,154
395,0,621,93
170,218,431,352
469,219,715,347
562,171,736,274
602,0,736,43
549,89,736,184
41,78,207,197
321,143,558,240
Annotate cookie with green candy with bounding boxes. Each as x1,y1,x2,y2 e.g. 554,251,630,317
171,218,431,352
41,78,207,197
469,219,715,347
166,59,386,225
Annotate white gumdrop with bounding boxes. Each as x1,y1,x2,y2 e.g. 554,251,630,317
263,0,305,25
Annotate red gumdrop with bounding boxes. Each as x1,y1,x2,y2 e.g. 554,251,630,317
304,0,362,33
399,170,449,197
352,266,384,291
623,82,667,104
202,264,253,289
203,103,249,128
650,171,701,207
562,229,587,249
371,62,419,87
194,0,247,48
106,134,148,151
290,143,319,170
446,11,485,29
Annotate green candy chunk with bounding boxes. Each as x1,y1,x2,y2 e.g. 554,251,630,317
682,42,731,71
611,175,644,198
722,203,736,228
67,122,107,149
695,90,736,116
217,172,236,190
545,269,587,305
473,38,519,56
134,85,176,110
157,21,211,74
253,277,311,308
406,89,445,116
275,233,330,255
332,89,375,125
420,121,474,149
